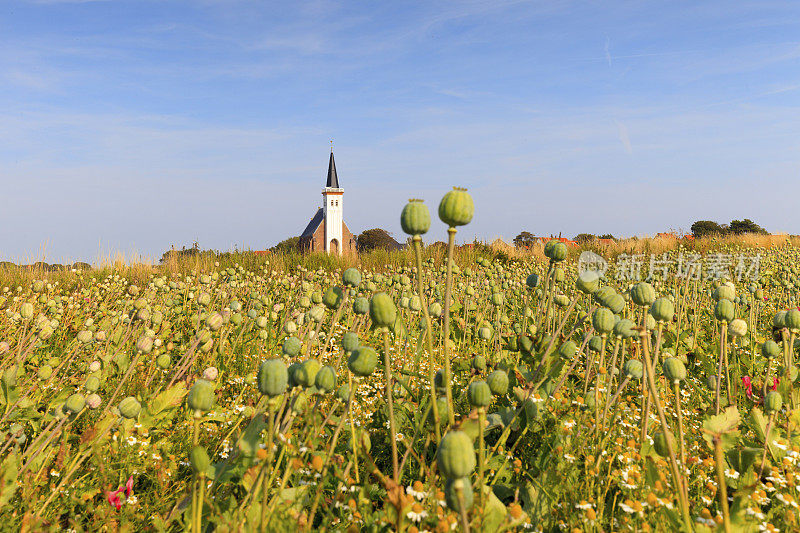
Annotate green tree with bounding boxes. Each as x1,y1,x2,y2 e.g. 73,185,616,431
574,233,597,244
690,220,727,238
357,228,402,252
729,219,768,235
271,236,300,253
513,231,536,248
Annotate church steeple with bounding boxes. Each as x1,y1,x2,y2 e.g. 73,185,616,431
326,151,340,188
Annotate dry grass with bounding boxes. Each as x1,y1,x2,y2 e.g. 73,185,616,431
0,232,792,287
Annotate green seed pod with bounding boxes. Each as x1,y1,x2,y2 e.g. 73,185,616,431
342,332,360,353
576,271,600,294
444,477,474,512
156,353,171,369
544,240,567,262
85,376,101,393
774,310,788,329
336,383,351,403
322,287,344,310
409,296,422,311
588,335,603,352
592,308,615,334
314,366,337,393
468,381,491,408
187,379,215,412
20,303,34,320
622,359,643,380
714,299,735,323
662,357,686,383
400,199,431,235
206,312,223,332
558,340,578,359
437,430,476,478
630,282,655,307
613,318,636,339
728,318,748,338
258,359,288,397
605,293,626,314
342,267,362,288
348,346,378,376
762,340,781,359
438,187,474,227
190,446,211,473
554,294,570,307
650,297,674,323
487,369,509,396
765,391,783,414
295,359,321,388
291,390,309,414
518,334,534,354
136,335,153,354
786,309,800,331
472,355,486,371
37,364,53,380
353,297,369,315
526,273,540,288
118,397,141,419
713,284,736,302
429,302,443,318
282,336,302,357
369,292,397,328
593,286,615,307
653,430,676,458
77,330,93,344
477,326,493,341
64,393,86,414
427,396,450,427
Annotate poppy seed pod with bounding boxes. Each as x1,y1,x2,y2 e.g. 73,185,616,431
786,309,800,331
352,297,369,315
438,187,474,227
437,430,476,478
258,359,288,397
314,366,337,393
630,282,656,307
369,292,397,328
295,359,321,388
544,241,567,262
653,430,676,458
282,336,301,357
349,346,378,377
558,340,578,359
728,318,748,338
576,271,600,294
467,380,491,408
765,391,783,413
650,297,674,323
526,273,540,288
714,299,735,323
773,310,787,329
188,379,215,412
592,308,615,335
342,331,360,353
322,287,344,310
118,397,141,419
190,446,211,473
622,359,643,380
662,357,686,383
487,369,509,396
64,393,86,414
444,477,474,512
762,340,781,359
400,199,431,235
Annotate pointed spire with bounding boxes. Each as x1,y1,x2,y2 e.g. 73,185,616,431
326,151,340,188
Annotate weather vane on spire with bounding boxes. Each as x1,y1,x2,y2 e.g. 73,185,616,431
330,139,334,152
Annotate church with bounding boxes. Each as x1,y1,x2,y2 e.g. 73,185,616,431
298,151,358,255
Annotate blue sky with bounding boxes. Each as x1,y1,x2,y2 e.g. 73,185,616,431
2,1,800,263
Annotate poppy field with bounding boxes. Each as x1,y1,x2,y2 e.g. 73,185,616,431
2,189,800,532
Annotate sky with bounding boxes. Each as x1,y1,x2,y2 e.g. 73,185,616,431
2,0,800,263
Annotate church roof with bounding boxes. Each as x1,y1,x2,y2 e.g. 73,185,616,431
300,208,324,238
326,151,340,188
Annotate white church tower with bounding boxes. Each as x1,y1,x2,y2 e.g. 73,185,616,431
322,150,344,255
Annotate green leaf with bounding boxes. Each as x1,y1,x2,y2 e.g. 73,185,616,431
479,484,508,532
